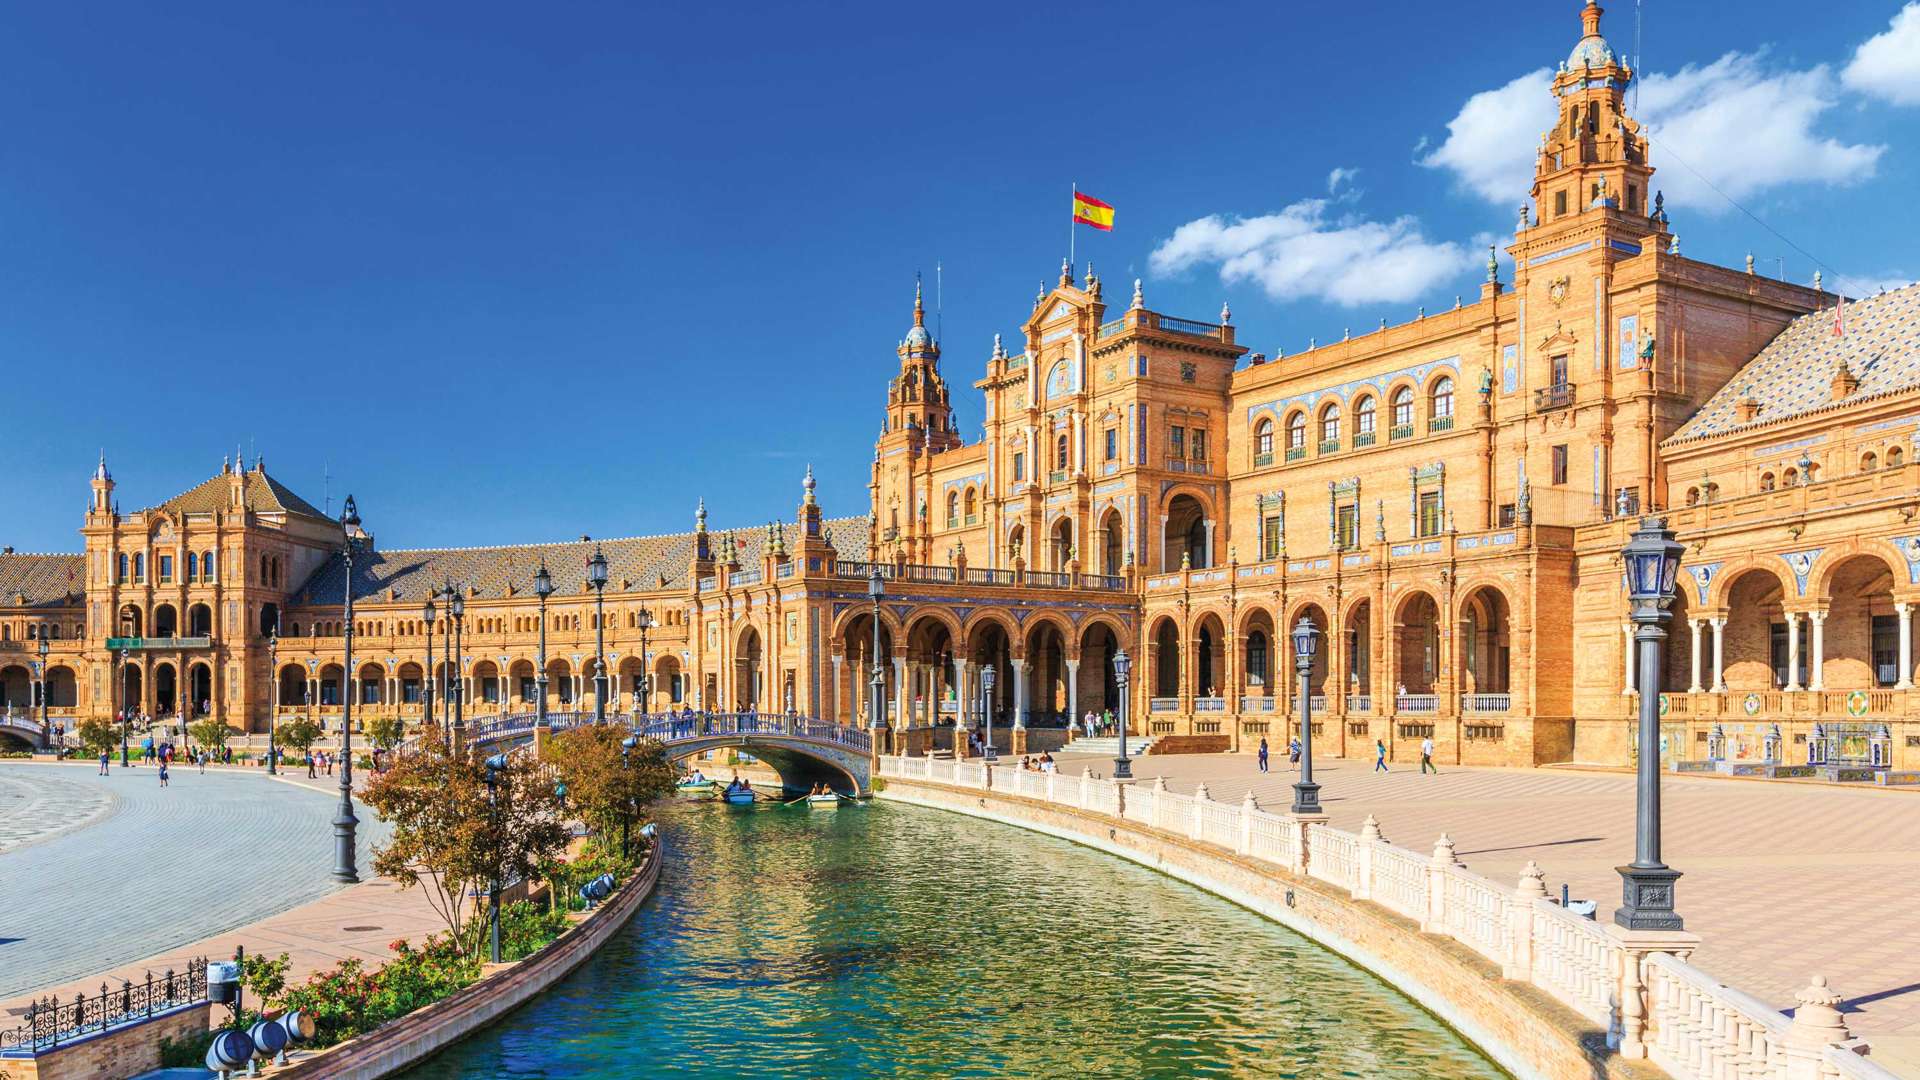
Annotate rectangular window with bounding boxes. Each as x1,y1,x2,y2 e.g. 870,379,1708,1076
1104,429,1117,461
319,679,340,706
401,678,422,704
1169,427,1185,458
1550,354,1569,388
1551,445,1569,486
1498,503,1516,527
158,555,173,583
519,676,538,703
1417,492,1442,537
1554,190,1568,217
133,554,145,583
1190,430,1207,462
1874,615,1899,687
1261,514,1282,561
1614,486,1641,515
1012,452,1025,482
1336,505,1359,549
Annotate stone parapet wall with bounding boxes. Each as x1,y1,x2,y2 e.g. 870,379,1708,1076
0,1003,209,1080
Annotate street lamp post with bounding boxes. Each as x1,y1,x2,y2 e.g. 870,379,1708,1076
588,546,609,723
482,752,507,964
448,584,465,739
981,664,997,761
867,567,887,751
1289,618,1323,815
267,629,279,775
119,647,130,768
36,637,50,748
1112,649,1133,780
422,595,437,745
637,607,654,716
534,561,553,728
1616,516,1687,931
333,496,363,885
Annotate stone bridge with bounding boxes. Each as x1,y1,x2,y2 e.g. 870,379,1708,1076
465,710,876,796
0,710,46,749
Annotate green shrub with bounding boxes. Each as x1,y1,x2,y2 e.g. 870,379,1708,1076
496,901,571,961
274,935,477,1048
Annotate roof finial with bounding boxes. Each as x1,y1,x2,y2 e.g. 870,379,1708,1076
803,464,817,505
1813,270,1824,293
695,497,708,532
1059,258,1073,286
1131,278,1144,310
221,453,230,474
1036,282,1047,307
1085,261,1096,286
1220,301,1232,324
913,274,925,327
1486,243,1499,283
991,333,1006,359
1746,253,1755,275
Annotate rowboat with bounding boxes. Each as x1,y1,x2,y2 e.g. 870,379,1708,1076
720,788,757,805
676,778,717,794
806,793,840,807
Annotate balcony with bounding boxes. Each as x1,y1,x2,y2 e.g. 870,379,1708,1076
1253,451,1275,468
1049,470,1068,484
1395,693,1439,713
1389,423,1414,441
1429,415,1454,433
1194,696,1226,712
1318,439,1341,455
1239,695,1277,713
1149,697,1180,713
1346,693,1374,713
105,636,213,651
1285,446,1308,462
1462,693,1511,713
1535,383,1575,412
1353,431,1376,448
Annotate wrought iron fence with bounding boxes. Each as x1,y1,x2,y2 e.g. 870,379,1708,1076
1,964,207,1053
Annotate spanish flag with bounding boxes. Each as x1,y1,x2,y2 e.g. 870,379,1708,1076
1073,190,1115,231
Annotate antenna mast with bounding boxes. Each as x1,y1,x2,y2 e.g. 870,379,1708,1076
936,262,943,345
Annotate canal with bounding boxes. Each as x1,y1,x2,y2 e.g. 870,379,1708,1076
401,799,1507,1078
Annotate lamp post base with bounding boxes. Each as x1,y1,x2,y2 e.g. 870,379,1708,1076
1613,864,1683,931
1112,756,1133,781
332,807,361,884
1289,779,1323,817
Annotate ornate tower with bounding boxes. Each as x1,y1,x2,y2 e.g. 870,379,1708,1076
89,452,114,516
1528,0,1661,234
881,282,960,455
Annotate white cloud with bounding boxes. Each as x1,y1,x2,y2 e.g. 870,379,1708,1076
1635,54,1884,210
1836,271,1916,297
1148,199,1474,307
1844,3,1920,105
1419,53,1885,214
1326,167,1361,196
1417,68,1552,205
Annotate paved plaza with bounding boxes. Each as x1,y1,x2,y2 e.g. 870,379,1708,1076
0,761,391,1004
1047,751,1920,1053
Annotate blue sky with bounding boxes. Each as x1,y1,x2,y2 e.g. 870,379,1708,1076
5,1,1917,554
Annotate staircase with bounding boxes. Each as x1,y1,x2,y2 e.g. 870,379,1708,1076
1059,736,1155,757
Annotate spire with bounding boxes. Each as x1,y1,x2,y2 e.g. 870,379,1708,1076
1581,0,1603,39
913,275,925,328
94,450,110,482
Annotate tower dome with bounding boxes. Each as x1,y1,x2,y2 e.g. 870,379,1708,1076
1568,0,1618,70
904,279,933,347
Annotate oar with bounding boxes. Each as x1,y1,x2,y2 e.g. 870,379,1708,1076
781,793,810,807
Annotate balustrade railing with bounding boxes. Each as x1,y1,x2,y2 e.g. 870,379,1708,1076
1396,694,1439,713
2,964,207,1052
871,756,1900,1080
1026,570,1072,588
1346,694,1374,713
1149,697,1180,713
1193,696,1226,712
1239,696,1277,713
1462,693,1512,713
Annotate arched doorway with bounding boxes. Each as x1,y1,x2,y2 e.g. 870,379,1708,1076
545,658,573,708
1100,508,1124,575
188,603,212,638
121,663,143,717
1164,495,1210,570
736,627,763,710
260,602,281,638
1345,599,1374,706
318,663,344,707
189,663,213,717
472,660,500,707
655,655,684,706
1079,620,1123,718
1192,612,1226,704
1151,618,1180,699
1025,619,1071,726
1458,588,1511,698
905,615,957,728
279,665,308,707
153,605,178,638
46,666,77,708
119,605,143,638
966,617,1014,734
1394,592,1441,700
840,612,896,726
1821,554,1901,689
357,662,384,706
154,663,178,716
509,660,536,707
1008,524,1027,564
1049,518,1074,571
0,666,28,710
397,662,424,709
1722,570,1789,690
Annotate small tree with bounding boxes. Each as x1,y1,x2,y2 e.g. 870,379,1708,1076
276,716,321,754
548,726,679,846
367,716,406,751
362,742,570,959
76,715,118,758
189,718,232,754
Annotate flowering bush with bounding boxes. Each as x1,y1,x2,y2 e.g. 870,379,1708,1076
275,935,478,1047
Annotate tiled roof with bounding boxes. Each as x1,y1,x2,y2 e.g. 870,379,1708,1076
144,467,330,522
0,554,87,608
1668,282,1920,443
293,516,867,607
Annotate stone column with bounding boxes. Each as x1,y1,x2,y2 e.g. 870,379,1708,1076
1808,610,1827,692
1010,659,1028,729
893,655,908,729
1785,612,1802,692
1899,602,1913,690
1711,617,1727,692
1621,623,1635,695
830,655,843,723
1065,658,1080,729
1687,619,1703,693
1201,520,1215,569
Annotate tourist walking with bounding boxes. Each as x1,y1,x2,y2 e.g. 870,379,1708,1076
1374,738,1389,772
158,758,169,787
1288,737,1301,769
305,751,317,778
1257,737,1269,773
98,749,110,775
1420,736,1438,775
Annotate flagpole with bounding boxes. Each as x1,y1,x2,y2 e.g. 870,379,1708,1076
1069,181,1076,272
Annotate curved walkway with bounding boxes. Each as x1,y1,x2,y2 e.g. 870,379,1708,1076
0,761,391,1003
0,768,119,855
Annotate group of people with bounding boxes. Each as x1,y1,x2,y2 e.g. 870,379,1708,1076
1254,735,1440,775
1016,752,1057,773
1075,710,1120,738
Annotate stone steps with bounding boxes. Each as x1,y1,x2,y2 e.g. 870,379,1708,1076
1058,736,1155,757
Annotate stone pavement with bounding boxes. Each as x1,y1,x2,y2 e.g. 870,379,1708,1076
0,760,393,1004
0,767,118,854
1046,751,1920,1050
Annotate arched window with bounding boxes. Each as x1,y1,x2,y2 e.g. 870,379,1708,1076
1863,451,1880,472
946,492,959,528
48,624,60,640
1892,446,1907,468
1246,630,1269,687
1318,403,1341,447
1355,396,1377,442
1390,387,1414,433
117,554,128,582
260,555,269,582
1285,412,1306,451
1430,377,1454,425
1055,433,1069,470
1759,472,1776,492
1685,487,1700,506
203,552,216,581
186,553,198,583
132,553,144,582
964,488,977,524
1782,468,1799,487
1254,419,1274,457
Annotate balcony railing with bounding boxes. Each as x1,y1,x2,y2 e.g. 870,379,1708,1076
1353,431,1376,448
1308,694,1327,714
1318,439,1341,455
1082,574,1127,590
1239,696,1277,713
1428,415,1454,433
899,565,957,584
1462,693,1511,713
1157,315,1222,337
1194,696,1226,712
1026,570,1072,587
1149,697,1180,713
833,560,896,580
1285,446,1308,462
1096,317,1126,340
1049,470,1068,484
1396,693,1439,714
964,568,1016,585
1346,693,1374,713
1253,451,1274,467
105,636,213,651
1535,383,1575,412
1389,423,1414,440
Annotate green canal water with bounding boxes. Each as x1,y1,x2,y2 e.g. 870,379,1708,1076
400,799,1508,1078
